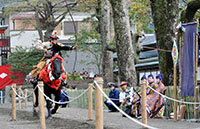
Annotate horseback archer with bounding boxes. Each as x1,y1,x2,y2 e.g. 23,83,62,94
27,32,77,110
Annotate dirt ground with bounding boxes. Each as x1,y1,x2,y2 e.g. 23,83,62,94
0,104,112,129
0,103,200,129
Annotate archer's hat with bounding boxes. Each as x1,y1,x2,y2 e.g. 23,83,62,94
107,82,115,88
148,74,154,79
120,81,128,86
49,32,59,40
141,75,147,80
156,73,164,80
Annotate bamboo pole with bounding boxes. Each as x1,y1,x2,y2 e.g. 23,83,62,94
179,33,183,104
18,87,21,109
38,81,46,129
12,84,16,121
179,105,186,119
25,89,28,108
179,32,185,120
141,82,147,128
174,63,177,120
194,25,199,119
88,83,93,121
94,77,103,129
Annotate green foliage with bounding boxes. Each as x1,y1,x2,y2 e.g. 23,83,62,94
129,0,153,33
77,0,97,12
7,46,43,78
75,22,102,73
67,73,83,81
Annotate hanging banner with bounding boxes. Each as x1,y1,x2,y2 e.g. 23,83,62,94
181,22,198,96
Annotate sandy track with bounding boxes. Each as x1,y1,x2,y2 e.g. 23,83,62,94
0,104,199,129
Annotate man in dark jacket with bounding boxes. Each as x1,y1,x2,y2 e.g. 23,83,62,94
49,32,77,58
104,82,121,112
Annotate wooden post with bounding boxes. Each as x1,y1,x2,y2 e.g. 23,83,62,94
174,63,177,120
25,89,28,108
18,87,21,109
179,33,183,112
141,83,147,128
88,83,93,121
194,26,199,119
179,105,186,120
12,84,16,121
94,77,103,129
38,81,46,129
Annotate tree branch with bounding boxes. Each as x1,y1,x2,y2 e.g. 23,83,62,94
182,0,200,22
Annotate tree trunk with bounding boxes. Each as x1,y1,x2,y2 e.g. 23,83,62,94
97,0,114,86
34,7,44,41
150,0,178,85
109,0,137,86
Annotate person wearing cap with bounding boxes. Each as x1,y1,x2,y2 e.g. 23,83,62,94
119,81,134,116
28,32,77,79
146,73,166,118
104,82,121,112
141,75,147,85
49,32,77,58
59,86,69,108
156,74,164,86
156,73,166,95
146,74,158,95
56,86,69,113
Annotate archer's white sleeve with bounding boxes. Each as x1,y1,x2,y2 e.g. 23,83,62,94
119,92,124,103
34,40,44,50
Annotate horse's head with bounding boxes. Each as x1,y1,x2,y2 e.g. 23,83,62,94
52,57,62,80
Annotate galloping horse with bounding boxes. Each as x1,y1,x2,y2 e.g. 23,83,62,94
38,54,67,118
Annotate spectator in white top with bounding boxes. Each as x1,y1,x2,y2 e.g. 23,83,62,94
119,81,134,117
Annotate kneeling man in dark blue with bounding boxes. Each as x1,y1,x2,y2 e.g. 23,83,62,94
104,82,121,112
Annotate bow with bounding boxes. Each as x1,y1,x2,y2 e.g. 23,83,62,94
65,0,78,72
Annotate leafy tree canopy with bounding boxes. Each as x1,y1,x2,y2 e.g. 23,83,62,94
7,46,43,79
129,0,153,33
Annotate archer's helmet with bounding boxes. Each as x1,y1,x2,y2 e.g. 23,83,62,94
49,32,59,40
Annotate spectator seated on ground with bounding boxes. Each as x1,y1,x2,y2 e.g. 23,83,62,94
146,74,166,118
104,82,121,112
132,75,147,118
119,81,134,117
83,71,89,80
132,74,166,118
59,86,69,108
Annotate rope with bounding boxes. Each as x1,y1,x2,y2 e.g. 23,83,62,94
62,90,80,99
93,81,158,129
11,86,37,99
0,90,11,99
37,84,90,104
146,85,200,105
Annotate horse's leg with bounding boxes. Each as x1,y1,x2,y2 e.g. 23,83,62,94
32,82,39,112
44,83,53,118
51,88,61,114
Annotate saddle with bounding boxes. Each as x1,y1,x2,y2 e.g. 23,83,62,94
39,54,66,90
